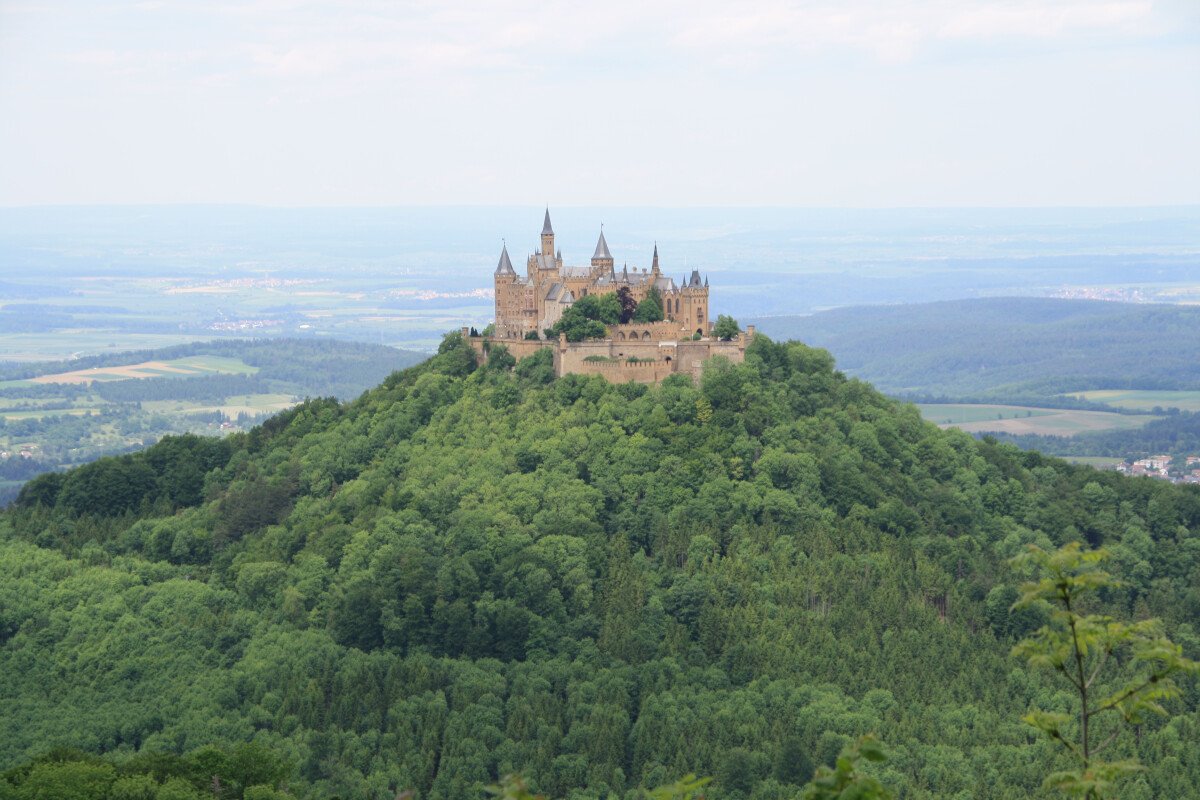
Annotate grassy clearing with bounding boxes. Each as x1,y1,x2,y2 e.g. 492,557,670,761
1069,389,1200,412
1065,456,1125,468
917,403,1160,437
915,404,1057,425
142,393,297,418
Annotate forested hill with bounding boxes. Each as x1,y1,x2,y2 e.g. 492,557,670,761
2,334,1199,799
748,298,1200,397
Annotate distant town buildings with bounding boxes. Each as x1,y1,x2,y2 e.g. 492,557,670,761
1115,454,1200,484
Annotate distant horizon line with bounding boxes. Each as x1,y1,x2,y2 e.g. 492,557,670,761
2,203,1199,212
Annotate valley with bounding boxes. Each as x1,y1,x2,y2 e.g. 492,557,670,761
0,339,425,504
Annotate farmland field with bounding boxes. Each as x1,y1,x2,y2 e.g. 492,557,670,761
1,408,99,421
142,393,297,418
916,403,1160,437
23,355,257,385
915,404,1057,425
1069,390,1200,413
1065,456,1125,469
0,333,206,363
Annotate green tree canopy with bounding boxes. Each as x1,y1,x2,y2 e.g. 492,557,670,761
634,287,665,323
713,315,740,340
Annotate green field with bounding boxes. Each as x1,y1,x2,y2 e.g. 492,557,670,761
0,333,206,363
916,403,1159,437
1064,456,1125,468
916,404,1057,425
1069,389,1200,412
0,354,257,388
1,408,99,421
142,393,297,418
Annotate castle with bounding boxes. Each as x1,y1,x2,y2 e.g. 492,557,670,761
493,209,712,341
469,210,751,383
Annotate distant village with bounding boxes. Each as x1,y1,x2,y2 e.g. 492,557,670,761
1115,454,1200,484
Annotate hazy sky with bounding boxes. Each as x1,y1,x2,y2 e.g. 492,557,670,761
1,1,1198,207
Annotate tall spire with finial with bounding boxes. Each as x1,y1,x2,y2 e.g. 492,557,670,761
651,242,660,274
540,208,555,258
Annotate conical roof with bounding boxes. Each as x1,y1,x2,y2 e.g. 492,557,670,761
494,244,515,275
542,209,554,236
593,229,612,260
651,243,660,273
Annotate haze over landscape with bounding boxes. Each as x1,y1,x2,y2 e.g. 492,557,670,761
1,2,1199,800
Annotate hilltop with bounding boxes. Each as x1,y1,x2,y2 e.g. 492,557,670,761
1,333,1198,798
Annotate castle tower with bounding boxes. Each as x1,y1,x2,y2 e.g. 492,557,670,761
493,242,521,337
591,227,613,273
541,208,555,258
674,268,709,335
651,243,660,275
495,242,516,279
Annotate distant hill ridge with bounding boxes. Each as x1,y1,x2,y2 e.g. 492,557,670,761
0,338,428,399
749,297,1200,397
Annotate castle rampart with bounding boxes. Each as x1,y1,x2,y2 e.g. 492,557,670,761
464,326,755,384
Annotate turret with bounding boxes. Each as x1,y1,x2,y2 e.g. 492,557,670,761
591,227,614,272
494,243,516,279
541,208,555,258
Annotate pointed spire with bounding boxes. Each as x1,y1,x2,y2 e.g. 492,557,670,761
542,208,553,236
494,243,515,276
704,275,709,287
651,242,660,273
593,228,612,260
556,249,561,260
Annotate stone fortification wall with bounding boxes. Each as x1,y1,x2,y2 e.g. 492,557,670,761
609,321,699,342
463,333,549,362
465,326,755,384
566,358,676,384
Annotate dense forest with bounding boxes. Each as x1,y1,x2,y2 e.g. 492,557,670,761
1,333,1198,799
749,298,1200,397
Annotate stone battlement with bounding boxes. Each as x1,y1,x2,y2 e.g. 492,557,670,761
464,325,754,384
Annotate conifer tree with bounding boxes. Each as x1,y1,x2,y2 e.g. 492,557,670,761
1011,542,1199,798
